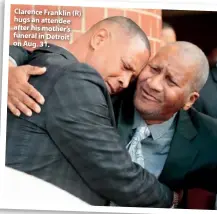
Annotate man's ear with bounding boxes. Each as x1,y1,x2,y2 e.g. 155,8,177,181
183,92,199,111
90,28,109,50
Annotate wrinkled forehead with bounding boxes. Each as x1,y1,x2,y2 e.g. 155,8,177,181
151,46,196,80
151,46,182,67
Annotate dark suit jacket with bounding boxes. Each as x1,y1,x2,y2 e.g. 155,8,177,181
7,44,172,207
114,83,217,195
194,67,217,118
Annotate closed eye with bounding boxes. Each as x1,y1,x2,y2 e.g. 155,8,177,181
122,59,136,73
151,66,160,73
166,76,178,86
123,64,131,71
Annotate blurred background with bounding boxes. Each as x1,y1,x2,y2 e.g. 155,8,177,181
162,10,217,68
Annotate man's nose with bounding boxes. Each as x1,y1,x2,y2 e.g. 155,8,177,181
118,72,132,89
146,74,163,92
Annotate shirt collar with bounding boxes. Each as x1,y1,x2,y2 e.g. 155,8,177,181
133,109,177,140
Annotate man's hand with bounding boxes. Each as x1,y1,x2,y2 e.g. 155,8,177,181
8,62,46,117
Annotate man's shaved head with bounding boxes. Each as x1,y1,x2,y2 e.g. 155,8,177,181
72,16,151,95
164,41,209,92
88,16,150,52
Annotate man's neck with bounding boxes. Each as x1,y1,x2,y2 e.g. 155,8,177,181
142,113,177,125
145,119,167,125
69,38,88,63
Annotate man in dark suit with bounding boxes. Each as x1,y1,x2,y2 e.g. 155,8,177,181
6,16,175,207
113,42,217,205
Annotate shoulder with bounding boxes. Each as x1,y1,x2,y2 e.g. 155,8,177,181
45,62,113,124
189,107,217,137
28,44,106,88
27,53,108,105
58,62,107,89
29,44,76,67
48,62,109,106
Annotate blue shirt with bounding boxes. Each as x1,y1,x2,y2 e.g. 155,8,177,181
132,110,177,177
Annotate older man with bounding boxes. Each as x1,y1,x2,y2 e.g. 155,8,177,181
6,16,175,207
114,41,217,198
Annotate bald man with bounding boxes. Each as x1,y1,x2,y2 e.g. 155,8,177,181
115,41,217,207
161,22,176,47
6,16,175,207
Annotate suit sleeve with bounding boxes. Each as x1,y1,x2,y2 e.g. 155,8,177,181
45,63,173,207
9,45,31,66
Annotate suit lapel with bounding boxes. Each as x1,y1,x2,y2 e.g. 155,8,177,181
159,109,199,188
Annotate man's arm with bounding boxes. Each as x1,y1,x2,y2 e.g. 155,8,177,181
8,46,46,116
45,63,173,207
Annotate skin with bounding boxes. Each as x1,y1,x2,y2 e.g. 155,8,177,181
161,27,176,47
8,22,150,116
8,63,46,117
73,23,150,94
134,45,199,125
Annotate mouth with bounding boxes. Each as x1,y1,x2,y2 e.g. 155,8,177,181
141,88,159,103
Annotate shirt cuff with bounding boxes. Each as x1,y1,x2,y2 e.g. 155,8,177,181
9,56,17,67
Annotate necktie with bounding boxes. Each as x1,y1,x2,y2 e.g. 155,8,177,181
126,125,151,168
110,125,151,206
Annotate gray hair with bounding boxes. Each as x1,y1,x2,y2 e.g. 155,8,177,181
172,41,209,92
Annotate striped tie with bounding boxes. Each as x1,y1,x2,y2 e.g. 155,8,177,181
126,125,151,168
110,126,151,206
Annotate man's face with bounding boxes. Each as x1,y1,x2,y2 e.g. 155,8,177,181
134,46,196,122
87,30,150,94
